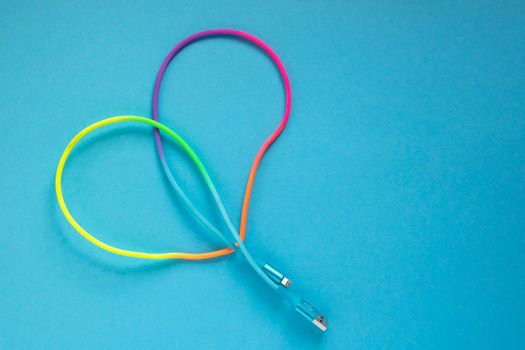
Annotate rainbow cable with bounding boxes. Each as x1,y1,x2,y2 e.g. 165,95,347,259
55,29,328,332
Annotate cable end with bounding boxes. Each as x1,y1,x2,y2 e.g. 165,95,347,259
295,299,328,332
280,277,292,288
313,314,328,332
263,263,292,288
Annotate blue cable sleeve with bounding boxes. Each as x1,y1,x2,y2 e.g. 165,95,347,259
208,185,278,290
158,154,277,290
159,157,235,250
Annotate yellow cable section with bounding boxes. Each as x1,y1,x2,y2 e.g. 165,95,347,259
55,115,235,260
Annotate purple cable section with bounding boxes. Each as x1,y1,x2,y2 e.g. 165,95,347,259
151,29,292,262
151,28,291,161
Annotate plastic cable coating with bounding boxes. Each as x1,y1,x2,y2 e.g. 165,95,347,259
152,29,291,260
55,30,292,273
56,115,277,288
54,32,328,330
56,31,291,283
56,115,235,260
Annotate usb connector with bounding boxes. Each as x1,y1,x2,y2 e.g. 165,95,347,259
295,298,328,332
262,262,328,331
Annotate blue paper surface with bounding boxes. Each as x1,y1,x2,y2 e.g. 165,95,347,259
1,1,524,348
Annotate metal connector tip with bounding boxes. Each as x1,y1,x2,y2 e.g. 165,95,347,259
313,315,328,332
263,263,292,288
280,277,292,288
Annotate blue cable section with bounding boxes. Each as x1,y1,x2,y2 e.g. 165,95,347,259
158,152,278,290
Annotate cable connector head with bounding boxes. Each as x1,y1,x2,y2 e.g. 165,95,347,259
263,263,292,288
295,298,328,332
313,314,328,332
280,276,292,288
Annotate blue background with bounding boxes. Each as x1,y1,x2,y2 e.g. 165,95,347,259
1,1,524,349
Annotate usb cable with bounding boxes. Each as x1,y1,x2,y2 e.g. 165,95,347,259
54,29,329,332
